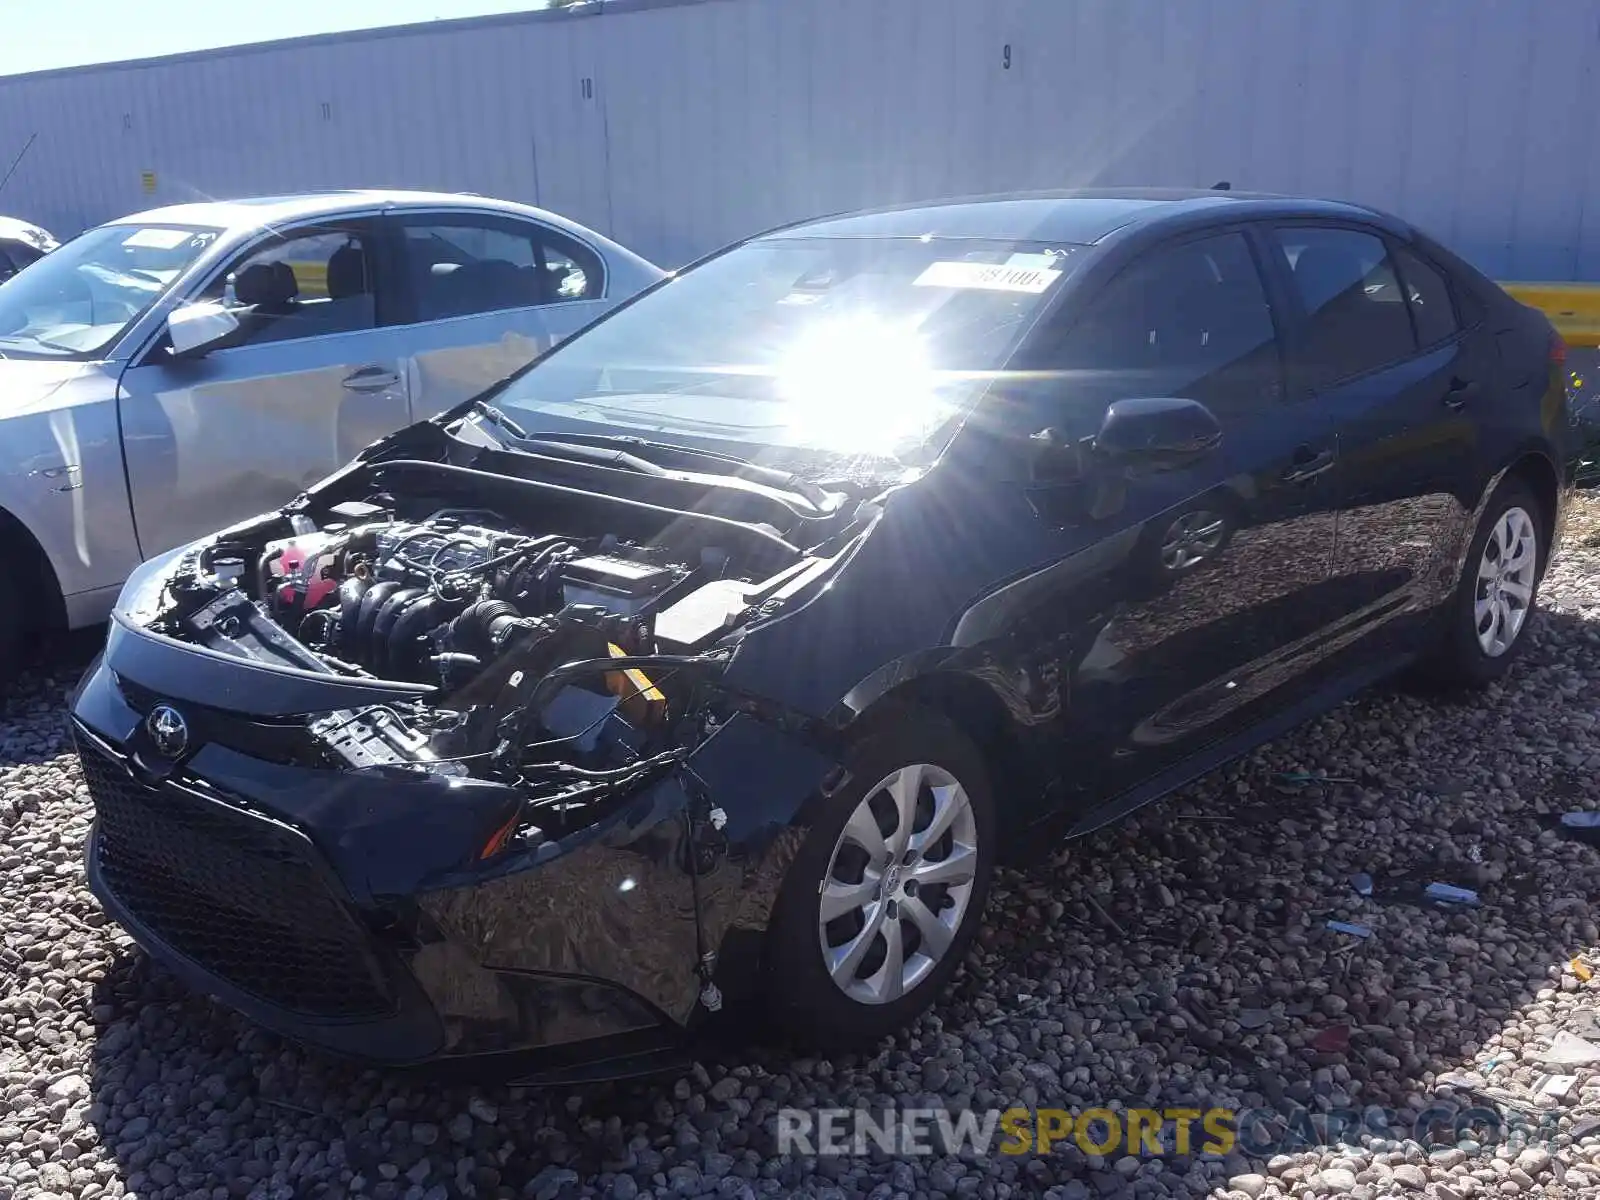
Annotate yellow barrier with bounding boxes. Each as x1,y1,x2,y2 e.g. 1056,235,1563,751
284,260,329,299
1499,282,1600,348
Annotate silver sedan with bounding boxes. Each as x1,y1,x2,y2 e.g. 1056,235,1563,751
0,190,663,673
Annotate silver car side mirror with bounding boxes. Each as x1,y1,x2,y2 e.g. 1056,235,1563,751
167,300,242,358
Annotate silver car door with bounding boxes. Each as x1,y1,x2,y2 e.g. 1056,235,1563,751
388,212,609,420
116,218,412,559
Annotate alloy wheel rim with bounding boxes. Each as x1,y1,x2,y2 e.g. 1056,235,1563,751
1160,510,1226,571
817,763,978,1005
1474,505,1537,658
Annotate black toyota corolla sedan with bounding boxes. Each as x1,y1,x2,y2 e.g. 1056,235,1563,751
71,189,1572,1080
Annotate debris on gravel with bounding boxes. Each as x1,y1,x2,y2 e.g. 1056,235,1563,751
5,495,1600,1200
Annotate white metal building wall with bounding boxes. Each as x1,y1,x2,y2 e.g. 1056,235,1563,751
0,0,1595,279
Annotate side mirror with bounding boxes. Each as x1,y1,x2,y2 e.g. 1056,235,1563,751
167,300,242,358
1093,397,1221,471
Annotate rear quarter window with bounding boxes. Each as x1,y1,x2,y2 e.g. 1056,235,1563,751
1391,244,1460,348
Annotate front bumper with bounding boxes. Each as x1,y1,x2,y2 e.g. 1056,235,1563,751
74,715,680,1077
70,626,835,1077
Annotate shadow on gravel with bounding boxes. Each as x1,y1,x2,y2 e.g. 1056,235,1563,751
73,607,1600,1197
0,627,102,762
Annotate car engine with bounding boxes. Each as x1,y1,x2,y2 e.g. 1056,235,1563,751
139,497,788,818
259,512,694,684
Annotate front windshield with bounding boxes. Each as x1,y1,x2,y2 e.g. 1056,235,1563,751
0,222,220,359
493,236,1077,463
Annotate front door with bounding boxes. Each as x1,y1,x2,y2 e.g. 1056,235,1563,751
996,229,1343,801
1264,225,1481,659
117,218,412,559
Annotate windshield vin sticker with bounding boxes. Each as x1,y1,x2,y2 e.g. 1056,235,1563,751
121,228,193,250
913,260,1063,294
1003,251,1064,271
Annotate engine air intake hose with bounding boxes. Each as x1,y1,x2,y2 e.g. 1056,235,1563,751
449,599,550,660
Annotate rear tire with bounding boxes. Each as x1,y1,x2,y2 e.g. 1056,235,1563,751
762,707,995,1049
1419,478,1545,689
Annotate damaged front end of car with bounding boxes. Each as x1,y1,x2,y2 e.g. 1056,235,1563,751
70,432,870,1080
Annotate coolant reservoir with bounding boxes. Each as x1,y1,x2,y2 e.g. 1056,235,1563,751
263,531,341,611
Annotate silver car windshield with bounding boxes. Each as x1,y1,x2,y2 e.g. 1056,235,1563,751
494,237,1077,462
0,223,220,360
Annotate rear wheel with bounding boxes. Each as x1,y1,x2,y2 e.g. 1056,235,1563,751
763,707,995,1048
1420,479,1544,688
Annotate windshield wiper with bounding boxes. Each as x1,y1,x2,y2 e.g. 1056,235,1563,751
465,401,670,476
517,436,672,477
466,399,529,439
463,405,833,511
541,432,835,509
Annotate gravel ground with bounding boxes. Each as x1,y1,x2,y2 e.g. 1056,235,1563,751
6,497,1600,1200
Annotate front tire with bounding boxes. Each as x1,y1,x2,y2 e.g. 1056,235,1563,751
763,707,995,1049
1421,478,1545,688
0,572,24,684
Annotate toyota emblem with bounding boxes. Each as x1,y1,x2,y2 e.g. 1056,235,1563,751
145,705,190,758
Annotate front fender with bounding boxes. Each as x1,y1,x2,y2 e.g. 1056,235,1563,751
0,383,140,609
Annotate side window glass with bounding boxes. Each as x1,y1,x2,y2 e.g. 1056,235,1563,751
540,240,597,302
0,241,41,279
399,218,603,323
1037,231,1280,427
1273,227,1415,385
1392,244,1459,348
203,228,376,346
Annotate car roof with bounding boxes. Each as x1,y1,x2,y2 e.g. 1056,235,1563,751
0,214,55,245
106,189,588,235
761,188,1399,245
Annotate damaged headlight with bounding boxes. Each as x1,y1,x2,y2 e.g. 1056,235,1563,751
113,541,202,628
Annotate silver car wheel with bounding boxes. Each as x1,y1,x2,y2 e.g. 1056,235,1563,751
1474,505,1538,658
817,763,978,1006
1159,510,1227,571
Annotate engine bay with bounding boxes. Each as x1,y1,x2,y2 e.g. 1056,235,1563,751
252,508,705,683
121,462,864,848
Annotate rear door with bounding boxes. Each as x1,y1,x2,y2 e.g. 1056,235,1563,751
385,210,612,421
1264,224,1482,657
117,217,413,558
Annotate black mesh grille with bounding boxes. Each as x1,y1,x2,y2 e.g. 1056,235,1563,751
77,729,394,1020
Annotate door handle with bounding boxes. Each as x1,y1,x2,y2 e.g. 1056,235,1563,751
1282,445,1335,484
342,366,400,392
1442,376,1479,410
